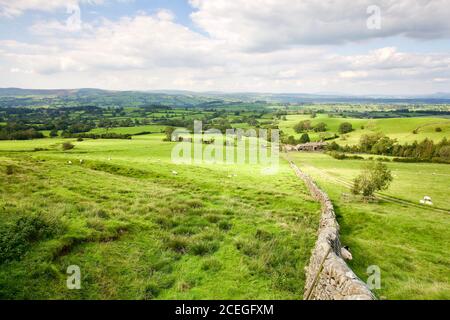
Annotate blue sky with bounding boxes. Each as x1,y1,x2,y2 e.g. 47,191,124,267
0,0,449,94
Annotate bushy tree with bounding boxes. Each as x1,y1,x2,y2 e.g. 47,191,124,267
49,129,58,138
352,161,393,198
294,120,312,133
313,122,327,132
299,133,310,143
164,127,176,141
339,122,353,134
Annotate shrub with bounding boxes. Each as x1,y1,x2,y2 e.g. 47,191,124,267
293,120,311,133
299,133,310,144
77,137,84,142
0,215,61,263
339,122,353,134
49,129,58,138
62,142,75,151
313,122,327,132
435,127,442,132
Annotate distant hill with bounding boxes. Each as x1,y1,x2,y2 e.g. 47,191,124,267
1,87,450,105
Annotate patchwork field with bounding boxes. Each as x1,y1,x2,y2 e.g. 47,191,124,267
288,152,450,299
280,114,450,145
0,135,320,299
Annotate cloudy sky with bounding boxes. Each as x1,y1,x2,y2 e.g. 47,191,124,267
0,0,449,94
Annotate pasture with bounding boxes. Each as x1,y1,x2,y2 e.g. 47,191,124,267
288,152,450,299
280,114,450,145
0,134,320,299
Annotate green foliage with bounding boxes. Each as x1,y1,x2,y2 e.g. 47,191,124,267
62,142,75,151
338,122,353,134
293,120,311,133
0,215,61,263
49,129,58,138
299,133,310,144
351,161,393,197
164,126,176,141
313,122,327,132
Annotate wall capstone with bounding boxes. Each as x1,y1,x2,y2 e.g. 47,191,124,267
289,161,375,300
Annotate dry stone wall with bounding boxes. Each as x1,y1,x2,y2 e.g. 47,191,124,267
289,161,375,300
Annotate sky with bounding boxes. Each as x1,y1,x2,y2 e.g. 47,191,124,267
0,0,450,95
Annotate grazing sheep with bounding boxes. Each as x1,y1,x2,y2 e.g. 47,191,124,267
172,171,178,175
67,161,72,165
425,201,434,206
341,246,353,261
420,200,425,204
108,157,112,161
79,159,84,164
424,196,432,202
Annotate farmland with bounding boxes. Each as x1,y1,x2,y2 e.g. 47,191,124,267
288,152,450,299
0,134,320,299
0,90,449,300
279,114,450,145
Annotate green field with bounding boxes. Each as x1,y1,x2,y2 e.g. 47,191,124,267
280,114,450,145
0,135,320,299
288,152,450,299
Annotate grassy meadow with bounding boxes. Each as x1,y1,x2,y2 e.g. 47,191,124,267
0,134,320,299
280,114,450,145
288,152,450,299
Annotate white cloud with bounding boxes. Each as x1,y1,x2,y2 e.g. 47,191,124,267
1,1,450,94
0,0,107,17
189,0,450,51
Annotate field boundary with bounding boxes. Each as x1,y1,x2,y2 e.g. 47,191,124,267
300,161,450,214
288,160,375,300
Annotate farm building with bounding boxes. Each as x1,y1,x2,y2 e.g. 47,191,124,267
295,142,328,151
283,142,328,152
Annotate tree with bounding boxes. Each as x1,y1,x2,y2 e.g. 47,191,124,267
314,122,327,132
49,129,58,138
339,122,353,134
294,120,311,133
164,127,176,141
299,133,310,143
359,132,384,153
352,161,393,198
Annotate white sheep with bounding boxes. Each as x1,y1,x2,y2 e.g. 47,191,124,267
79,159,84,164
341,246,353,261
172,170,178,175
67,161,72,165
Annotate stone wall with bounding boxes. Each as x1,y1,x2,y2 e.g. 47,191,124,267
289,161,375,300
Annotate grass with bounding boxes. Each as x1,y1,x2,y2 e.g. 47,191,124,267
288,152,450,299
0,134,320,299
280,114,450,145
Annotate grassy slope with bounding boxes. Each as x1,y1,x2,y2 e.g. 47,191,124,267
289,152,450,299
0,135,320,299
280,114,450,145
